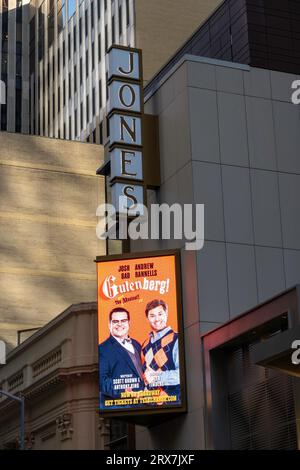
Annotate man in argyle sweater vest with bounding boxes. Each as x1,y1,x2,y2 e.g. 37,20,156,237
141,299,181,405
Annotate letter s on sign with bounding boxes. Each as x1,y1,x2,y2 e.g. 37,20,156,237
291,340,300,365
291,80,300,105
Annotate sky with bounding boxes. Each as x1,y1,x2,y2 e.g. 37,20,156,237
68,0,76,19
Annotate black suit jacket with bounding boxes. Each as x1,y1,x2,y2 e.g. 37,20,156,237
99,335,143,407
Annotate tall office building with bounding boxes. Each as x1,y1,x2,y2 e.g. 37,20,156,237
0,0,222,141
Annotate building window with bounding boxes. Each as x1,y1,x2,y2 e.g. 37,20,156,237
99,122,103,144
85,9,88,36
63,80,66,106
91,1,94,29
119,5,122,36
86,50,89,78
16,0,22,23
57,0,66,33
69,115,72,139
75,108,78,135
92,41,95,70
68,33,71,60
69,72,71,99
63,41,66,67
105,0,107,11
74,65,77,92
80,102,83,129
79,17,82,44
126,0,130,26
58,49,60,74
99,79,102,107
86,95,89,122
112,15,115,44
73,25,77,52
80,58,83,84
92,87,95,115
15,85,22,133
105,25,108,52
38,5,44,61
16,41,22,77
98,0,101,19
48,0,55,46
58,87,60,113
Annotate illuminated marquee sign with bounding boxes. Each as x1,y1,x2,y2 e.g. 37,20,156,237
96,251,186,416
106,46,145,214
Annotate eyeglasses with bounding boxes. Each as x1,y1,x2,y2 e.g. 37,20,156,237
111,319,129,324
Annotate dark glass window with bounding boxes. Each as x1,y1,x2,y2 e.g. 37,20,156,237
73,25,77,52
1,73,7,131
2,54,7,75
86,95,89,121
92,87,95,115
16,88,22,132
85,9,88,36
80,58,83,84
99,122,103,144
86,50,89,77
38,5,44,61
48,0,55,46
126,0,130,26
105,25,108,52
68,33,71,60
75,108,78,135
99,80,102,107
79,17,82,43
92,41,95,70
57,0,66,34
58,49,60,74
97,0,101,18
16,0,22,23
112,15,115,44
91,1,94,29
74,65,77,92
80,102,83,129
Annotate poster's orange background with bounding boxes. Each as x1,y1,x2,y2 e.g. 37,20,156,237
97,255,178,346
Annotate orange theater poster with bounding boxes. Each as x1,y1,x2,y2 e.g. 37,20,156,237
96,251,184,414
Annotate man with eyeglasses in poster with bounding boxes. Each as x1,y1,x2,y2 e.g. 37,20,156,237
99,307,144,409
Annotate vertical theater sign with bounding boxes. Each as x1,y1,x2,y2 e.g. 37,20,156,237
96,47,185,419
106,46,145,215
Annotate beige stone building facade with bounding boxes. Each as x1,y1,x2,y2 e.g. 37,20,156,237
0,132,105,349
0,302,109,450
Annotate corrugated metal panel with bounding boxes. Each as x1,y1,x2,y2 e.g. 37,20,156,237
228,342,297,450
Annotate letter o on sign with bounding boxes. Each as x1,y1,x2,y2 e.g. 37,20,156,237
119,84,136,108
